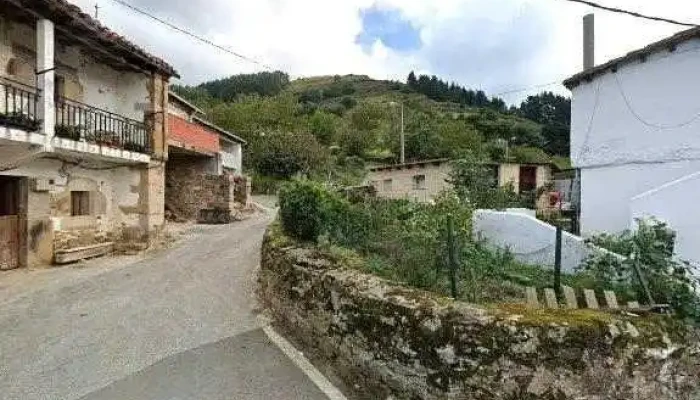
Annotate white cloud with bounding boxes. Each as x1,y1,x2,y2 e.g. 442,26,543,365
72,0,699,102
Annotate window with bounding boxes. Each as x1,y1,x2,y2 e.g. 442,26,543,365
54,75,66,100
6,58,17,76
382,179,393,192
412,174,426,190
71,191,91,216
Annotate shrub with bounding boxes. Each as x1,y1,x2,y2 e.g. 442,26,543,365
582,219,700,323
448,158,524,209
251,175,287,195
278,180,330,241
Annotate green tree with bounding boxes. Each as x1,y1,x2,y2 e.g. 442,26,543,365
406,71,417,88
518,92,571,156
448,156,522,209
250,131,328,178
198,71,290,101
308,111,337,145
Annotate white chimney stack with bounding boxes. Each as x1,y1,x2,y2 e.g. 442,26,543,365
583,13,595,70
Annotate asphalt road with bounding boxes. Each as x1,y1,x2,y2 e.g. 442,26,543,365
0,213,330,400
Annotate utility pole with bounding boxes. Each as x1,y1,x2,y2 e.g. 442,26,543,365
389,101,405,164
94,3,100,19
399,102,405,164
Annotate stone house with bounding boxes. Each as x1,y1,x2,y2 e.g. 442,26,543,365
165,91,248,221
366,159,553,203
0,0,176,268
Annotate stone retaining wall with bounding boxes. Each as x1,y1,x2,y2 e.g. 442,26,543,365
259,224,700,400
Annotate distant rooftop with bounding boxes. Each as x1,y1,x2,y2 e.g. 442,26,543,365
368,158,553,172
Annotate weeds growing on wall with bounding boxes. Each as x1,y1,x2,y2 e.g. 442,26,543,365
582,219,700,323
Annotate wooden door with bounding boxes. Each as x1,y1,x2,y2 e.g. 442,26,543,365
0,215,19,270
0,177,19,270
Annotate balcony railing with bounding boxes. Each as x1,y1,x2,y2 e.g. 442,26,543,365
55,97,150,154
0,78,40,132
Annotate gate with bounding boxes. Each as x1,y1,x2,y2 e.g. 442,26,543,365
0,215,19,270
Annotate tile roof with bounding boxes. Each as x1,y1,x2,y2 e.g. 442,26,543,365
192,116,247,145
5,0,178,77
169,91,204,115
564,26,700,89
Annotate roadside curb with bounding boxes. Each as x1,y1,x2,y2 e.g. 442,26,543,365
262,325,349,400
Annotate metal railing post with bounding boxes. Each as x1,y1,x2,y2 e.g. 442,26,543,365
554,225,563,299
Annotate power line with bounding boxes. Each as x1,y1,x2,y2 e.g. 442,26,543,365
558,0,699,27
614,73,700,129
108,0,277,71
494,80,565,97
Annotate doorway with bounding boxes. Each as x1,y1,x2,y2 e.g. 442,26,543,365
0,176,20,270
519,166,537,194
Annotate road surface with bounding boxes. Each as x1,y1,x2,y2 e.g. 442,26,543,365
0,213,332,400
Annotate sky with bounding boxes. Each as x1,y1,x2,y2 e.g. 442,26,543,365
73,0,698,103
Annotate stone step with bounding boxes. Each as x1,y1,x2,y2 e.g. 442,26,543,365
54,242,114,264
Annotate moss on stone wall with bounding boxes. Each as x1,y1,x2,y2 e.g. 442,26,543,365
259,225,700,400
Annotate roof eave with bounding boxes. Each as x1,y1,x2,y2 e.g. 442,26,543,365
192,116,247,145
563,26,700,90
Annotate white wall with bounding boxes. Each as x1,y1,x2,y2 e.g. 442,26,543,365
221,139,242,172
630,171,700,265
473,210,612,272
571,38,700,169
570,37,700,236
580,160,700,234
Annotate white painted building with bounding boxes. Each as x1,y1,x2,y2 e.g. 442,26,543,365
565,27,700,264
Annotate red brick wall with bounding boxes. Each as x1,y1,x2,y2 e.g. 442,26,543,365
168,115,220,154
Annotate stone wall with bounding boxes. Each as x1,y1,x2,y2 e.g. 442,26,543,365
165,154,234,220
259,224,700,400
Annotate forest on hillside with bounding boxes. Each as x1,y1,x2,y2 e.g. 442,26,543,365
172,71,571,188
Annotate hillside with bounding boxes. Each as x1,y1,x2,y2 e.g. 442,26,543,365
172,72,571,187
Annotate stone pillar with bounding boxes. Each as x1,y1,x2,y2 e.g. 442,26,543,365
36,19,55,143
149,74,168,161
139,161,165,240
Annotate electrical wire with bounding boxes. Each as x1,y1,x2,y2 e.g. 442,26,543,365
558,0,699,27
574,79,602,164
614,73,700,130
494,80,565,97
108,0,277,71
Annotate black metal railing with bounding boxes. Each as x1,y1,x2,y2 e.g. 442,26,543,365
55,97,150,154
0,77,40,132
